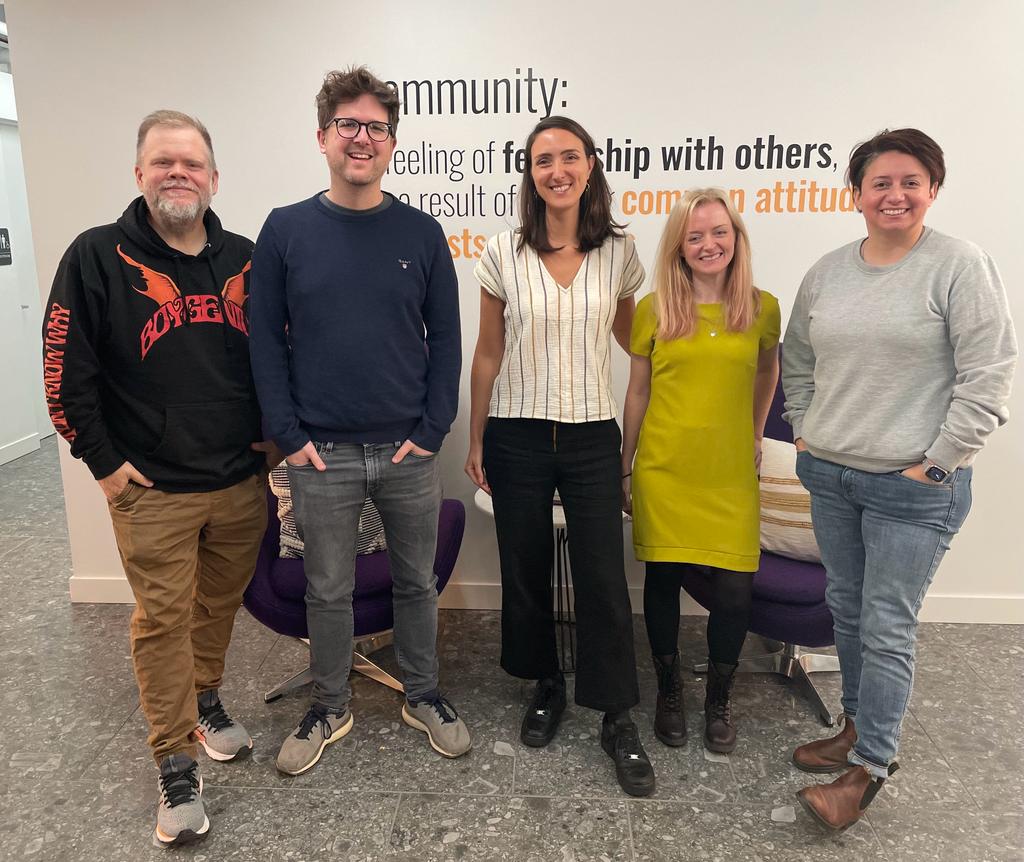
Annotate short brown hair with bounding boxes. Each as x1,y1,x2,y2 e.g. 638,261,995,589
315,66,401,134
846,128,945,191
136,110,216,170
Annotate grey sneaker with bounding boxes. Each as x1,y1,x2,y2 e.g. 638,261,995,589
195,689,252,762
276,704,353,775
402,695,472,758
153,753,208,848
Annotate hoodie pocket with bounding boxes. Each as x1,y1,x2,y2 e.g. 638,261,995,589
148,399,260,474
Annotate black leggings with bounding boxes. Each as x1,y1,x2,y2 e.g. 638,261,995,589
643,562,754,665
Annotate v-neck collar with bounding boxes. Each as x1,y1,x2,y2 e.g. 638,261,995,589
536,247,588,291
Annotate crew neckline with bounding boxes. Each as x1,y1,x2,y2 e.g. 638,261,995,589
853,226,933,275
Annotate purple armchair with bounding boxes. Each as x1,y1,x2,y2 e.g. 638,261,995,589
681,345,840,726
243,486,466,701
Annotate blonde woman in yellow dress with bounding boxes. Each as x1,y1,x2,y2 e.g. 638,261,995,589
621,188,780,753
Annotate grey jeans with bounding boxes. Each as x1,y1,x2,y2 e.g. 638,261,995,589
288,441,442,709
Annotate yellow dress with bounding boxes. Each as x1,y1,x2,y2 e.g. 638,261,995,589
630,291,781,572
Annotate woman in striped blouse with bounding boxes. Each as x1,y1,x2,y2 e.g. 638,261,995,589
465,116,654,798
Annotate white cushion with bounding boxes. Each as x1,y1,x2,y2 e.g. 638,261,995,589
759,438,821,563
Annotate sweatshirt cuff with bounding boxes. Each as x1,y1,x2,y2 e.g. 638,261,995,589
84,445,127,482
787,415,805,441
273,431,312,458
410,424,444,454
925,433,972,472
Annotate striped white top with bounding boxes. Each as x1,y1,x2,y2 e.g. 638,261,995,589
475,230,644,423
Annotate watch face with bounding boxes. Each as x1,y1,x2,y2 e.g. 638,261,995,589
925,465,948,483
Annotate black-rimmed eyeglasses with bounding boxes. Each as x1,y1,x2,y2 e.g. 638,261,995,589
323,117,393,142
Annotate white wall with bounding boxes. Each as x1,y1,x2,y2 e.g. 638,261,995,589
0,71,46,464
7,0,1023,620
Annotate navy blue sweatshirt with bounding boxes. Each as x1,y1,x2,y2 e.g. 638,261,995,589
249,193,461,455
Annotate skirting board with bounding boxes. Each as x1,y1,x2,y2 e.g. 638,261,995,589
0,432,39,467
70,575,1024,624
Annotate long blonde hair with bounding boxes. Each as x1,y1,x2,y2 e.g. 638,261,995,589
653,188,760,341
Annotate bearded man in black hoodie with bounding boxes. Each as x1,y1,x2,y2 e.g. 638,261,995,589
42,111,271,848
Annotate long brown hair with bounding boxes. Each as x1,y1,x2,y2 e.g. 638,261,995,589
653,188,759,340
516,115,624,254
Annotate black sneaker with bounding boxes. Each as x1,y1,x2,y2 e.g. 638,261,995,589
520,675,567,748
601,716,656,797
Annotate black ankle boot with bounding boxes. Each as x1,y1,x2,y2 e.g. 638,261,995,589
652,653,687,747
520,673,566,747
703,661,737,753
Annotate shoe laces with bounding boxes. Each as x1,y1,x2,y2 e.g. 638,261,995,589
419,696,458,724
705,680,733,724
296,705,338,740
707,697,733,724
198,697,234,732
657,668,683,711
159,763,200,808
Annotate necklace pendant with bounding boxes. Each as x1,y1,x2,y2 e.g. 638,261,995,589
709,330,718,337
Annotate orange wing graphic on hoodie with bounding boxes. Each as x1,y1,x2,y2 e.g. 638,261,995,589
117,245,181,306
221,260,252,306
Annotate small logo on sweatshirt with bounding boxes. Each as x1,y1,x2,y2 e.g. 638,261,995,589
399,258,411,270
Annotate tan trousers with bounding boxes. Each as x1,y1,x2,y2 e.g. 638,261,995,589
108,471,267,764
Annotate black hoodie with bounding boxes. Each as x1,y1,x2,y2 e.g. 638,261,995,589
42,197,264,492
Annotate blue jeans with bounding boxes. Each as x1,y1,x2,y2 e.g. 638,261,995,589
795,451,972,778
288,442,442,709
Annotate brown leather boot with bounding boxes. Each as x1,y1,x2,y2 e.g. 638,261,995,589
796,763,894,832
792,714,857,773
703,661,737,753
652,653,687,747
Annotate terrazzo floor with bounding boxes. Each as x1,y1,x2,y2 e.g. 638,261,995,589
2,438,1021,860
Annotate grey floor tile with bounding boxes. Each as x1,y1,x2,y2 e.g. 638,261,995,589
0,777,396,861
868,805,1023,862
930,623,1024,688
908,684,1024,815
728,681,973,810
437,608,503,677
630,799,887,861
0,445,70,539
387,793,632,861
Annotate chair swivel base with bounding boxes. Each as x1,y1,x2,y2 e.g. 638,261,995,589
263,632,404,703
693,640,839,727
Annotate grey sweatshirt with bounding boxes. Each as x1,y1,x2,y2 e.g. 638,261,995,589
782,227,1017,473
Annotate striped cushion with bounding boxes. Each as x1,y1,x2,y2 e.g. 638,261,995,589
268,465,387,559
759,438,821,563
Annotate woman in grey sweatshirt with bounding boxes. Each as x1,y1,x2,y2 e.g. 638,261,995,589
781,128,1016,831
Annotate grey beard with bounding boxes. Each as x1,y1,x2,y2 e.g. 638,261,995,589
155,194,204,228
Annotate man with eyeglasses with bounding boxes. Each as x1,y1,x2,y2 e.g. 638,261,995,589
249,66,467,775
43,110,274,847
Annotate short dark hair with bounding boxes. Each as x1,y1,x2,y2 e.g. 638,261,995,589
136,110,216,170
846,128,945,191
315,66,401,134
517,115,625,254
